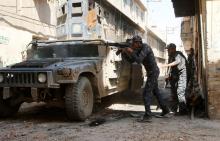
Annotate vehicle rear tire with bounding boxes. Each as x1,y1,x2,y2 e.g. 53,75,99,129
65,77,94,121
0,97,21,118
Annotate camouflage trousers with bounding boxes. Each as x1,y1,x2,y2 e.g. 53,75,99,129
170,69,187,113
177,70,187,103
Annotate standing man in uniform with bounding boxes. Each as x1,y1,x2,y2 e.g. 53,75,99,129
163,43,188,115
121,35,172,122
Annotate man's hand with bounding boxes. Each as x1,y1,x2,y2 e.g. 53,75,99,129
126,47,134,53
122,48,133,53
116,47,134,56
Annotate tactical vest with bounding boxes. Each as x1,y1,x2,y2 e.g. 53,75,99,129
169,51,188,82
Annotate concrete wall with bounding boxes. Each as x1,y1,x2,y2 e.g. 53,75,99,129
181,17,193,52
0,26,32,66
0,0,57,67
206,0,220,119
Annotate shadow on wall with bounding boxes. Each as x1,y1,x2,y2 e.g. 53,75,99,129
34,0,51,25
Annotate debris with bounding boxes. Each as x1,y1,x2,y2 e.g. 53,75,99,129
88,112,132,127
129,113,143,118
89,118,106,127
136,118,152,123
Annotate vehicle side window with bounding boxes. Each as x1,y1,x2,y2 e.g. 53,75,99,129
67,44,98,57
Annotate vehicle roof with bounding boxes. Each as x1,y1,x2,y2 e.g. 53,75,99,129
35,39,106,47
31,39,130,48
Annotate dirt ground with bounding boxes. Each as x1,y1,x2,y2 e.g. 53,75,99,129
0,93,220,141
0,78,218,141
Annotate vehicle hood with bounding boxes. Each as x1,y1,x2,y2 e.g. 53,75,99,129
7,58,101,70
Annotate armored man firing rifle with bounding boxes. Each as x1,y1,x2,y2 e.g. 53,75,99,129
117,35,173,122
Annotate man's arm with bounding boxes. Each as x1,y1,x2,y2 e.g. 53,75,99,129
124,48,144,64
121,50,135,63
163,54,181,67
164,60,179,67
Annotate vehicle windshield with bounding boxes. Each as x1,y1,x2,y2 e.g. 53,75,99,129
29,44,99,59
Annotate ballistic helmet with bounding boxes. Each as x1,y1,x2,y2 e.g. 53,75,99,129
132,35,142,43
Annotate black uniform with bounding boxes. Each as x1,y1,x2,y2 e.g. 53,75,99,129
125,43,168,116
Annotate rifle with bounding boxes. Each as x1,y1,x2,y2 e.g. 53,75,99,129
107,39,132,46
106,42,131,55
164,66,171,88
106,42,129,47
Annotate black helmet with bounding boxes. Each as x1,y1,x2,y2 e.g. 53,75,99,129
132,35,142,43
166,43,176,49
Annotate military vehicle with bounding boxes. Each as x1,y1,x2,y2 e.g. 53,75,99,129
0,40,143,121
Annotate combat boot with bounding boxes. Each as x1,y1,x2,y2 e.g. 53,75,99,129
158,106,174,118
137,112,152,122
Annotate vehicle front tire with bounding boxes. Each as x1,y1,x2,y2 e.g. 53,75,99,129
65,77,94,121
0,97,21,118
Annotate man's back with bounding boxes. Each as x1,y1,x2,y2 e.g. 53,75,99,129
139,44,159,74
175,53,186,71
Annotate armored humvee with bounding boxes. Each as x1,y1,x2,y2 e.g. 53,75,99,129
0,40,143,121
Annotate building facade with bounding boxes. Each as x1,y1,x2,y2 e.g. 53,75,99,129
108,0,146,31
56,0,147,41
0,0,57,67
147,28,166,76
206,0,220,119
0,0,168,81
181,17,193,53
174,0,220,119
